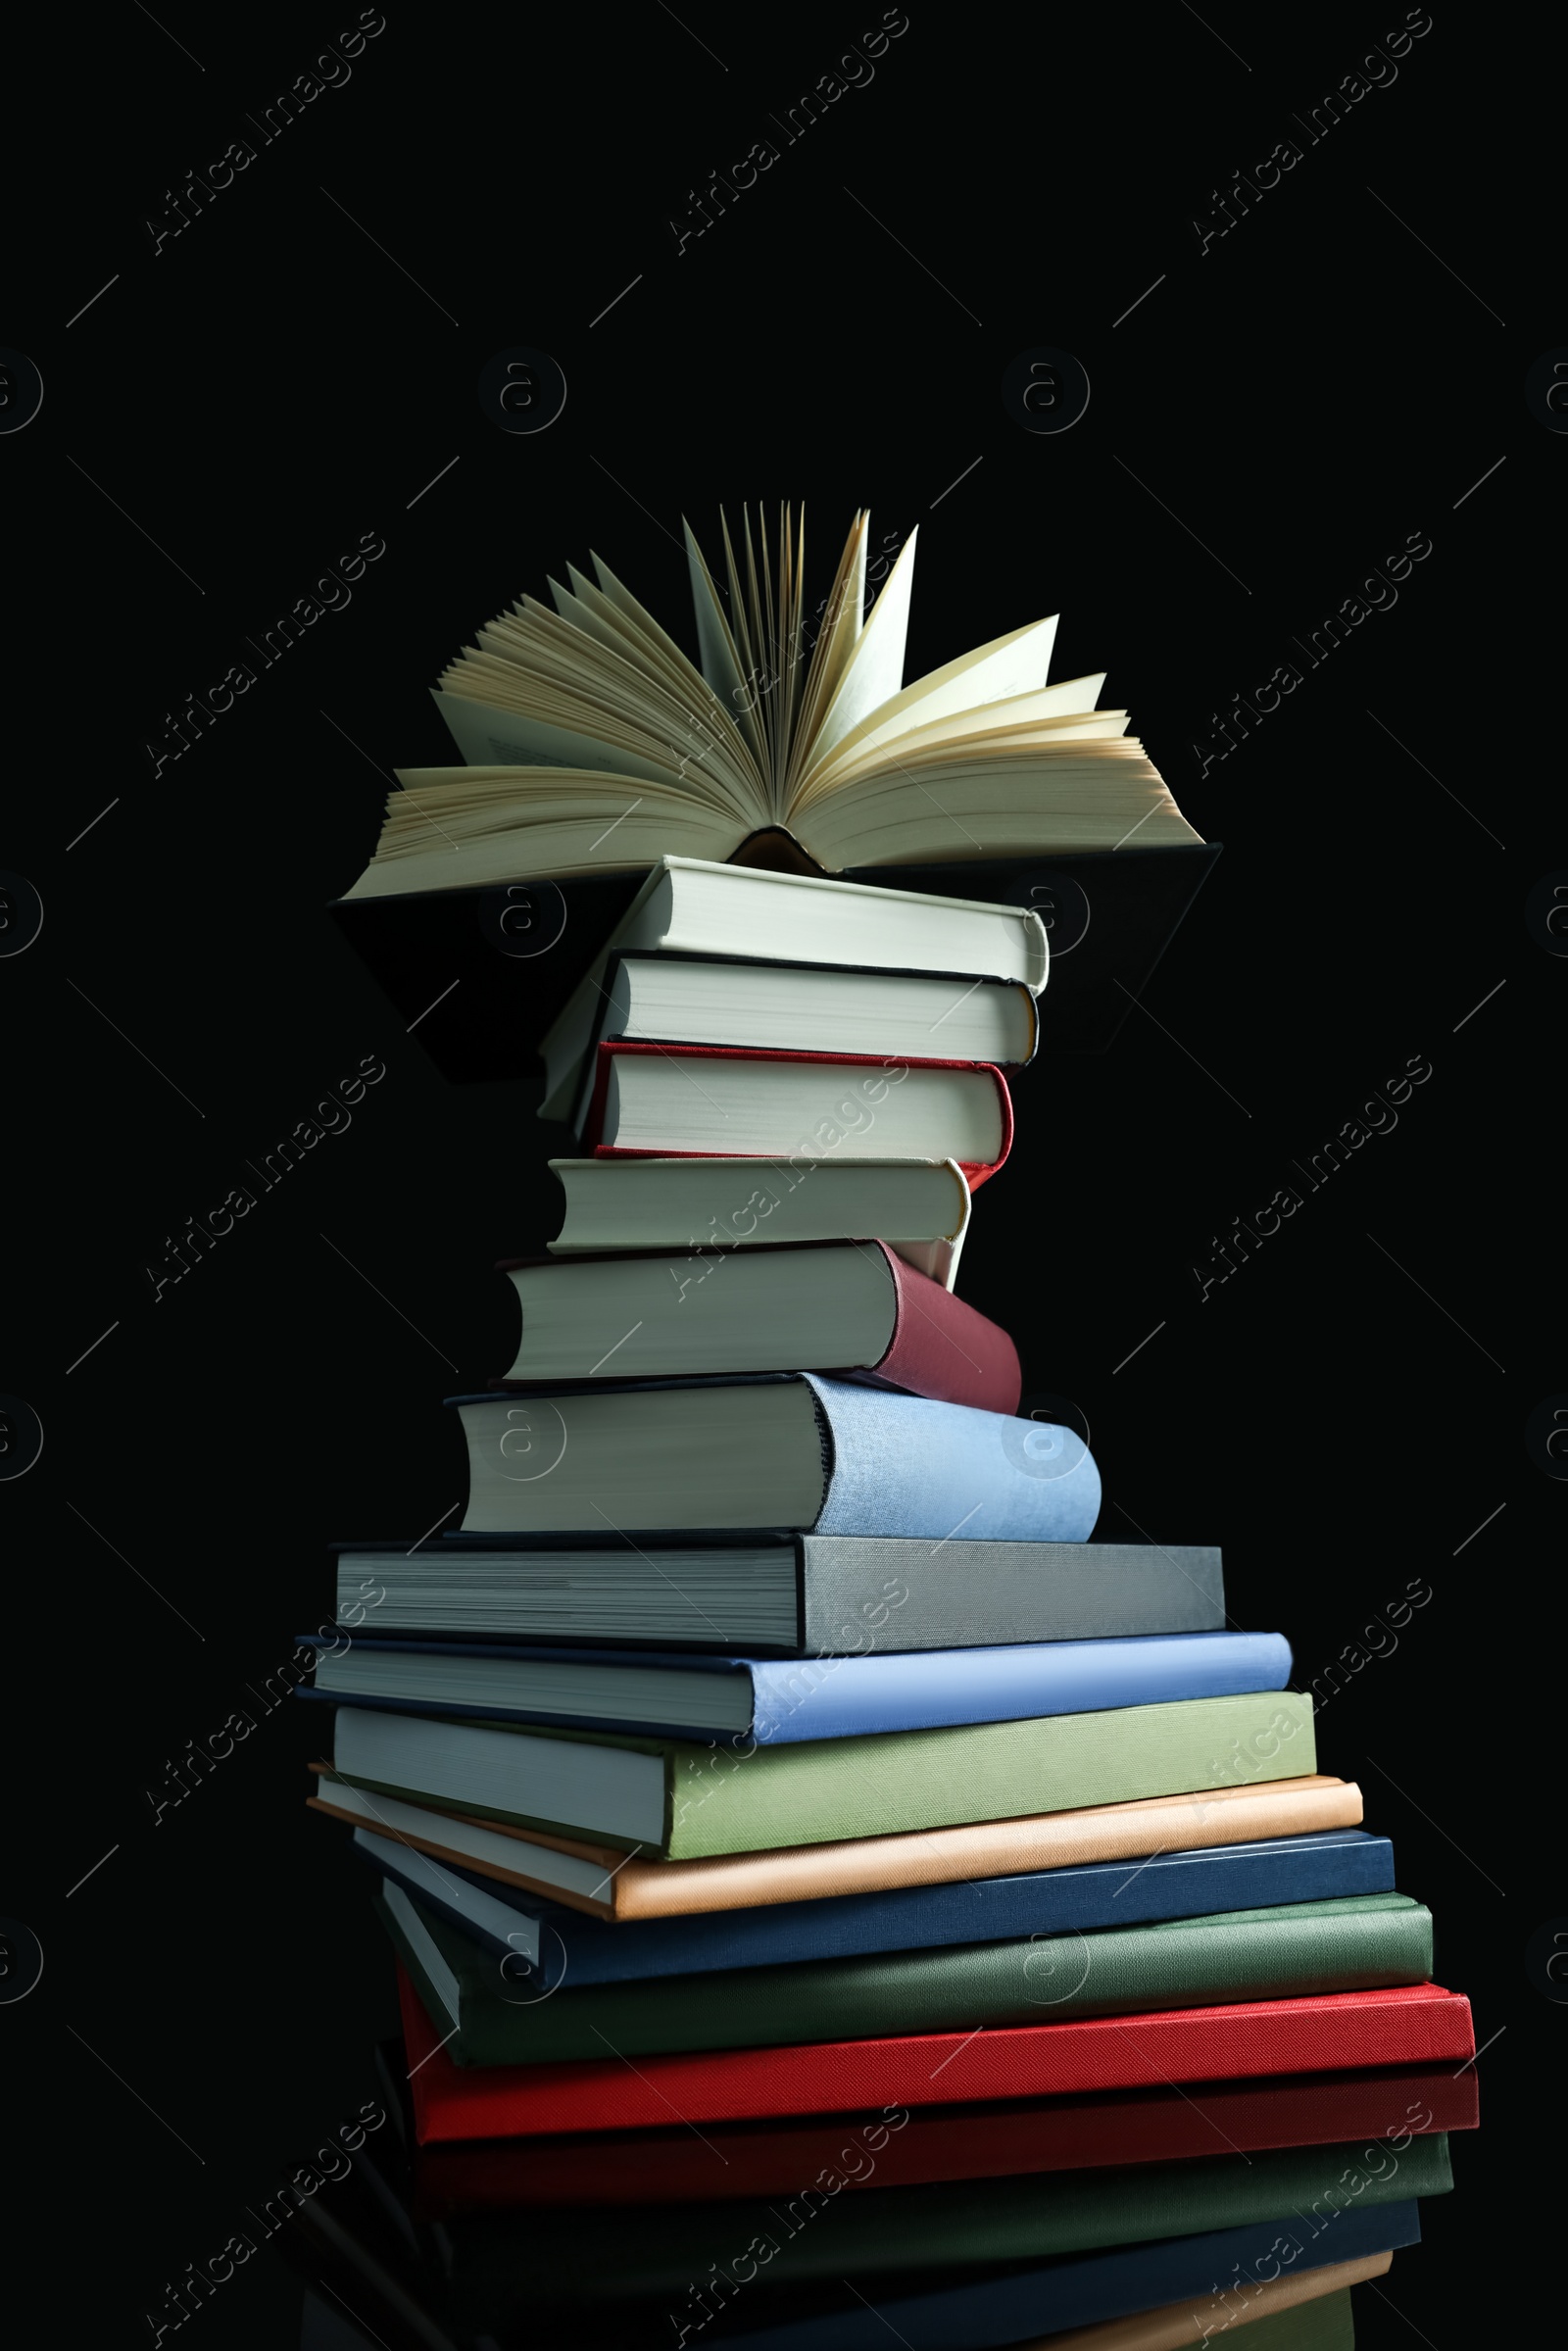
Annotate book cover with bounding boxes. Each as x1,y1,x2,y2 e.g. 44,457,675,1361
379,1890,1437,2069
330,1533,1227,1654
352,1824,1396,1985
304,1628,1293,1745
435,2136,1448,2310
330,1688,1319,1858
701,2218,1400,2351
494,1241,1023,1412
395,1970,1474,2138
408,2058,1471,2212
452,1372,1102,1543
307,1772,1365,1922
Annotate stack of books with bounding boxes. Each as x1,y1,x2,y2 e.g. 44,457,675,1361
306,512,1472,2351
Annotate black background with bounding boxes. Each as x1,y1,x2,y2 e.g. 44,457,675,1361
3,4,1556,2342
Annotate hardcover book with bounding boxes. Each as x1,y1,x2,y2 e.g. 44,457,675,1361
394,1967,1473,2137
326,1688,1318,1857
701,2237,1387,2351
304,1628,1293,1744
349,1824,1396,1986
329,1533,1226,1653
494,1241,1022,1408
307,1771,1363,1921
378,1889,1436,2069
406,2058,1470,2211
326,842,1223,1084
580,1042,1014,1177
541,1151,975,1288
450,1373,1101,1540
432,2134,1448,2310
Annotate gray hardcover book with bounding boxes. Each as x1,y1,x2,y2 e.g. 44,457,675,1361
802,1538,1223,1651
333,1538,1223,1654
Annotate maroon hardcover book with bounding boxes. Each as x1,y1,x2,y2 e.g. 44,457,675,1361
492,1240,1021,1411
408,2059,1477,2214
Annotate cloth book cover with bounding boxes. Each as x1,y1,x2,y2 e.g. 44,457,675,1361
328,1689,1319,1857
379,1889,1436,2069
408,2058,1472,2212
303,1627,1293,1745
433,2137,1448,2315
395,1969,1474,2139
495,1239,1024,1413
451,1371,1103,1543
699,2204,1395,2351
307,1771,1363,1921
351,1825,1396,1985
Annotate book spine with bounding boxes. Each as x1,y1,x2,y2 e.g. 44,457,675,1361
873,1243,1022,1411
743,1631,1293,1745
399,1962,1473,2139
806,1374,1100,1543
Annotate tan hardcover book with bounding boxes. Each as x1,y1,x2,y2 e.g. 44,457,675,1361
306,1769,1362,1923
1019,2262,1384,2349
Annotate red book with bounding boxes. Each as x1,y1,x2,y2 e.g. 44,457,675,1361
861,1242,1021,1410
410,2060,1478,2215
397,1968,1474,2146
496,1240,1020,1411
582,1041,1015,1189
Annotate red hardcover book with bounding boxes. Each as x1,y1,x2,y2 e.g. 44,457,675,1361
494,1240,1021,1412
862,1242,1021,1410
410,2060,1478,2214
397,1968,1474,2145
582,1041,1015,1189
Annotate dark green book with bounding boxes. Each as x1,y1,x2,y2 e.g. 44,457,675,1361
333,1688,1317,1856
378,1888,1433,2068
435,2131,1449,2306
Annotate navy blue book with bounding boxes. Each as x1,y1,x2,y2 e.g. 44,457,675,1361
691,2201,1422,2351
450,1373,1102,1539
301,1628,1292,1744
350,1827,1396,1984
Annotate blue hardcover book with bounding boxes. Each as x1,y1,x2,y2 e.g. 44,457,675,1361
350,1826,1396,1984
450,1373,1102,1539
704,2201,1422,2351
300,1628,1292,1744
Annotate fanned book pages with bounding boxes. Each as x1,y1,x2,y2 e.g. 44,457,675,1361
343,505,1203,897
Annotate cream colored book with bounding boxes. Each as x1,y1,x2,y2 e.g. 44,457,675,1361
344,505,1201,898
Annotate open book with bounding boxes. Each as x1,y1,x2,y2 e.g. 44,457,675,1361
343,507,1202,898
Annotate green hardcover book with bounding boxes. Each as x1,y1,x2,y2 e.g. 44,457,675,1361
435,2133,1450,2305
1242,2292,1357,2351
331,1689,1317,1857
378,1889,1432,2068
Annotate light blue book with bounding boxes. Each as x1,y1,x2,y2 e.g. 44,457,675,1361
451,1373,1102,1539
303,1628,1292,1743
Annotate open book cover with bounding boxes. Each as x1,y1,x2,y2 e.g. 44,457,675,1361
343,505,1203,896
